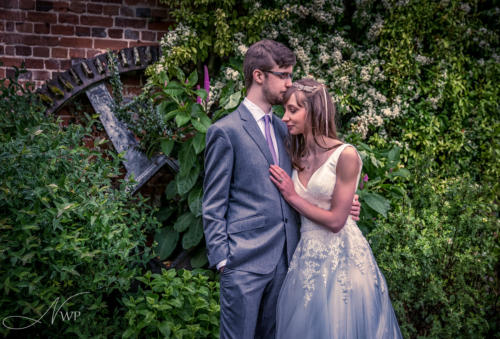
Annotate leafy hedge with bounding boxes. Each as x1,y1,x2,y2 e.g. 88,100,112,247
369,176,499,338
122,269,219,338
0,69,160,338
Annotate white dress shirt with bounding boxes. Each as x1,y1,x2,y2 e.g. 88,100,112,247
242,97,280,161
216,97,280,270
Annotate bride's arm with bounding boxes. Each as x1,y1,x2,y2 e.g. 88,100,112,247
270,147,361,233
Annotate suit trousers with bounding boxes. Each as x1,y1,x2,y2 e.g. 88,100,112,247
219,249,288,339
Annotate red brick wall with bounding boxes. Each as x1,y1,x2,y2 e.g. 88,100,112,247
0,0,172,89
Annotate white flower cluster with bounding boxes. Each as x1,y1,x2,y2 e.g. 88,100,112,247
278,0,342,24
160,23,196,50
415,54,433,65
206,81,226,112
157,23,198,68
367,16,384,41
237,45,248,57
233,32,249,57
154,56,166,74
460,2,471,14
224,67,240,81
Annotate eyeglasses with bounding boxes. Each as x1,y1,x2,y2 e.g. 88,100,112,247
263,70,293,80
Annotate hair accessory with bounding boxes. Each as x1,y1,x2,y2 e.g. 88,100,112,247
322,86,329,137
292,82,318,93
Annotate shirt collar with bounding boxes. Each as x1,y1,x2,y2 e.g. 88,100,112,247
243,97,273,123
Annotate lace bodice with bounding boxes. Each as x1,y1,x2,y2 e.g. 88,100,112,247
292,144,362,233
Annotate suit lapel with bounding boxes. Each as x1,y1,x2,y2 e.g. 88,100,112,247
238,104,275,165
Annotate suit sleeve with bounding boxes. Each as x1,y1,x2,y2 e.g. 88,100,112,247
202,124,234,268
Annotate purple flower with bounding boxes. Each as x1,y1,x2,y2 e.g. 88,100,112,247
360,174,368,190
204,64,210,99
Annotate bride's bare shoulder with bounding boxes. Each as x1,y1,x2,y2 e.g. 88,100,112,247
337,146,361,172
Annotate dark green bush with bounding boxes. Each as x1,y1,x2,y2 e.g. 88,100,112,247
368,176,499,338
122,269,220,338
0,70,161,338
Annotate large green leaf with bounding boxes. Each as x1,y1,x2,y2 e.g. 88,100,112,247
223,91,242,110
182,217,203,249
387,146,401,168
164,109,183,122
175,111,191,127
190,247,208,268
160,139,174,156
164,81,184,97
173,66,185,83
174,212,197,232
176,166,200,196
390,168,411,178
188,186,203,217
155,227,179,260
179,141,197,175
190,102,204,117
362,192,390,217
191,119,208,133
190,105,212,133
192,133,206,154
156,206,174,222
194,89,208,100
158,321,171,337
186,70,198,87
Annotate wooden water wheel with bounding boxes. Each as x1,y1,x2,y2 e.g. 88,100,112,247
36,46,202,270
37,45,178,198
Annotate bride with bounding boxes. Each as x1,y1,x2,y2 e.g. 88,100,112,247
270,78,402,338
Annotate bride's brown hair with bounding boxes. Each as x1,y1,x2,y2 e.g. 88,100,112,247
283,78,340,170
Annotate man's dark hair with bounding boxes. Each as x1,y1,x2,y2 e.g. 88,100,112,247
243,39,296,89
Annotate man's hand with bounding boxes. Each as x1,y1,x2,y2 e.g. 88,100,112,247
219,266,225,273
350,194,361,221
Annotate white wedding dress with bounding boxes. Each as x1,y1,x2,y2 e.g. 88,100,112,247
276,144,402,339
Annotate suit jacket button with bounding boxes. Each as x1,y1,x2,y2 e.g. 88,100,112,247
284,218,288,223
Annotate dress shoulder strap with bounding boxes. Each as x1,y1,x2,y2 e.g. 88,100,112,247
329,143,363,185
330,143,353,166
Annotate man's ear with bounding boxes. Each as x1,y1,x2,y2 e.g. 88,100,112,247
253,69,265,85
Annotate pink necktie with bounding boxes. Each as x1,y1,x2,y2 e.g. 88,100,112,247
264,114,278,164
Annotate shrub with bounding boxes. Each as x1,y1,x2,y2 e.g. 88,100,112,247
0,69,161,338
368,176,499,338
122,269,220,338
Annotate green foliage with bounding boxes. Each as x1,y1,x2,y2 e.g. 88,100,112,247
0,66,43,140
368,176,499,338
0,70,160,337
346,133,410,233
153,0,287,74
379,0,499,183
111,65,243,268
122,269,219,338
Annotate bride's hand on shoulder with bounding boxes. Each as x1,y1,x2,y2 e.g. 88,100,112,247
269,165,297,201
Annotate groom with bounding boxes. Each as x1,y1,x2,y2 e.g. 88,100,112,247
203,39,359,338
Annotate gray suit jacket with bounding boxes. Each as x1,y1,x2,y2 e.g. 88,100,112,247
202,103,300,274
